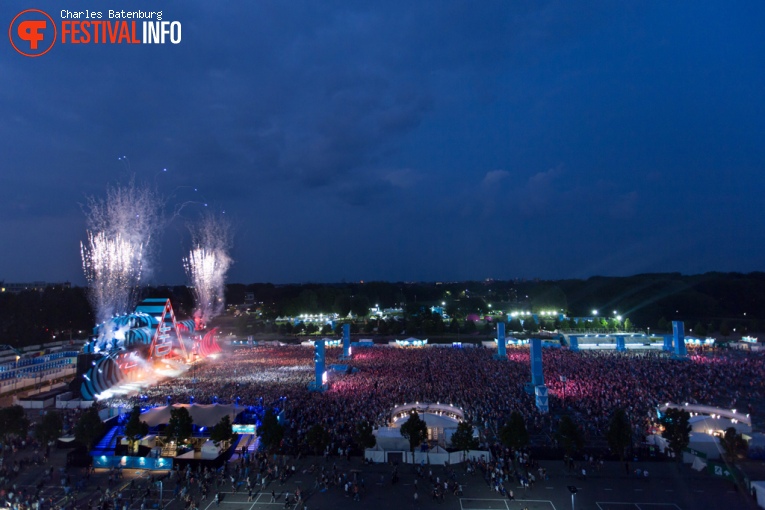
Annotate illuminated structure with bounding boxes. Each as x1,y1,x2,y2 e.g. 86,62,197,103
79,298,219,400
307,339,328,392
493,322,507,359
340,323,352,359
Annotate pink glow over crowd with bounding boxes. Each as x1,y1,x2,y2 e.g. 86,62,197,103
116,344,765,452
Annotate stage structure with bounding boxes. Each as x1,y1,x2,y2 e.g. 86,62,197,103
308,339,328,392
78,298,219,400
673,321,687,358
493,322,507,360
527,338,548,413
340,323,352,360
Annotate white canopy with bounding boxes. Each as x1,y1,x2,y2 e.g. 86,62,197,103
140,404,241,428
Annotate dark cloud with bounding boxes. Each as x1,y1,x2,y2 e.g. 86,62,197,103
1,1,764,283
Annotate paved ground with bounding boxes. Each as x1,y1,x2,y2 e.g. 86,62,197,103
4,443,760,510
173,458,756,510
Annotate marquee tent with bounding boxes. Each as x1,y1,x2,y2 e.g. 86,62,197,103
139,404,241,428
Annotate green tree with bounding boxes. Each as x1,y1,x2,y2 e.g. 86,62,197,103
305,323,319,335
210,415,234,446
350,295,370,317
257,409,284,453
0,405,30,442
166,407,194,445
355,420,376,450
400,410,428,457
659,408,691,460
450,421,479,452
124,405,149,453
508,318,523,332
36,410,63,446
556,415,584,456
606,408,632,462
333,294,351,315
657,317,669,331
306,424,331,455
499,411,529,450
74,406,104,449
721,427,747,460
719,320,731,338
693,321,707,337
524,319,539,333
623,318,632,331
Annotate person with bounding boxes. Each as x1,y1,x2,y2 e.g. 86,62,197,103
270,490,276,503
413,491,418,504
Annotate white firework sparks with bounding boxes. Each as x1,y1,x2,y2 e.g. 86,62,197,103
81,179,164,329
81,232,144,324
184,212,233,326
184,247,231,325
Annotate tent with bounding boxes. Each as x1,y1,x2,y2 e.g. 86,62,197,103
364,444,386,463
752,481,765,509
691,456,707,472
140,404,241,428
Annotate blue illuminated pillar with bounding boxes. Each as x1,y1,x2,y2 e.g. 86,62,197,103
616,335,626,352
569,335,579,352
673,321,686,357
341,323,351,359
530,338,544,386
663,335,673,351
309,339,327,392
535,385,549,414
494,322,507,359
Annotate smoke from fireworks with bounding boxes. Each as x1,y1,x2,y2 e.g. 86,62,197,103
184,212,233,326
81,179,164,326
81,232,144,326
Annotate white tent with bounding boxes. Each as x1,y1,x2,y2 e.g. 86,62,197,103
752,481,765,509
364,444,386,463
140,404,241,428
691,456,707,472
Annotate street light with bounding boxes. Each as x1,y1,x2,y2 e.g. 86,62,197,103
567,485,578,510
591,310,598,316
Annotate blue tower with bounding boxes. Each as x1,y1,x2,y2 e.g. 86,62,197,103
340,323,352,359
530,338,544,387
494,322,507,359
308,339,329,392
672,321,687,358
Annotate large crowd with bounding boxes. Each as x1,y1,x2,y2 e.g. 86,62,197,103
109,343,765,455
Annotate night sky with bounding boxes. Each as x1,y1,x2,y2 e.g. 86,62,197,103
2,1,765,285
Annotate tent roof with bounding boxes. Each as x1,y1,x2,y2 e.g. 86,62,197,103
140,404,241,428
688,431,720,443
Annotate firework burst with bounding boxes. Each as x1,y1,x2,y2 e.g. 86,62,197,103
81,179,164,326
184,212,233,326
